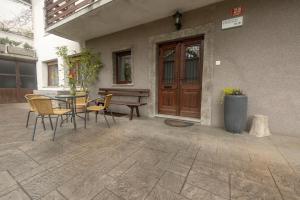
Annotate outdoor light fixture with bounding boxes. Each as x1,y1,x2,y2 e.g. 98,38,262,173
173,11,182,30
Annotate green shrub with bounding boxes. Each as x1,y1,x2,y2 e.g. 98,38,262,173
0,37,10,45
223,88,244,95
23,42,33,49
0,37,22,47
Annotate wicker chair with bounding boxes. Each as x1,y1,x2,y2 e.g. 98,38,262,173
74,91,89,121
84,94,115,128
75,91,88,110
30,98,71,141
24,94,52,130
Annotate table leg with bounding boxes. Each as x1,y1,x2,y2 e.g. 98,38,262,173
72,98,77,130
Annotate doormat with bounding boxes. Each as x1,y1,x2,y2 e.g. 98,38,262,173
164,119,194,127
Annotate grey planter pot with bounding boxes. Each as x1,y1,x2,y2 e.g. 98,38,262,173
0,44,5,53
224,95,248,133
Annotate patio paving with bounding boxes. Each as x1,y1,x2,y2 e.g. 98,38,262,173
0,103,299,200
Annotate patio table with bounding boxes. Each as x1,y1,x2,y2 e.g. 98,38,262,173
55,94,86,130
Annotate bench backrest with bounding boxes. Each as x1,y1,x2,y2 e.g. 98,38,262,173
98,88,150,98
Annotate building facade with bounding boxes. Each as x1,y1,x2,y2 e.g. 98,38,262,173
31,0,81,95
0,32,36,103
43,0,299,136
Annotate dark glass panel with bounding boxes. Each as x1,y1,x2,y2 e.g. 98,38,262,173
185,45,200,82
0,75,16,88
116,51,132,84
164,49,175,61
19,62,36,76
21,77,36,89
48,62,59,87
0,60,16,75
186,46,200,59
163,50,175,84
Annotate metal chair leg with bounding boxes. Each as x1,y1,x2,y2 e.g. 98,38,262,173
53,116,59,141
41,116,46,131
32,116,38,141
60,115,64,127
84,110,88,128
66,110,69,123
110,110,116,124
103,111,110,128
26,111,31,128
49,115,53,130
95,112,98,123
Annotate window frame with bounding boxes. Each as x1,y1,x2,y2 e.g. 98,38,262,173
19,61,37,89
115,50,132,85
70,55,82,86
47,60,59,87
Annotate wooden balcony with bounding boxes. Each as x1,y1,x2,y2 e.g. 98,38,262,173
45,0,221,41
45,0,95,27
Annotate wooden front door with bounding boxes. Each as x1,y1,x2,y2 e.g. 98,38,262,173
158,37,203,118
0,59,37,104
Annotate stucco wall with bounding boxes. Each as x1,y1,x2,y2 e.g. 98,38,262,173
31,0,81,90
86,0,300,136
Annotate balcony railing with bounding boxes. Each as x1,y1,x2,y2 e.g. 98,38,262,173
45,0,95,27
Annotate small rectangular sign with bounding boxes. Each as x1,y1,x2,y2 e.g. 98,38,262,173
222,16,243,30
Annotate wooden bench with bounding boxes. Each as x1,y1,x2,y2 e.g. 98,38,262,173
98,88,150,120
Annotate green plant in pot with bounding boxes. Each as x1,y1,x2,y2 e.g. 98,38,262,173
78,49,103,92
223,88,248,133
56,47,103,95
56,46,77,95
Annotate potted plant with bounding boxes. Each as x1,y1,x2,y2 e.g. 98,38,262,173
56,46,77,95
223,88,248,133
56,47,103,95
78,49,103,92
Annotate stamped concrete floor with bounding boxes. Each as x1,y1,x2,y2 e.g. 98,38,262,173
0,103,299,200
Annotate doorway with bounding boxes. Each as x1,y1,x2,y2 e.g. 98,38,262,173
158,36,204,118
0,58,37,104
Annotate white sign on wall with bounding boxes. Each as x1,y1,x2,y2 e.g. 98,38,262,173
222,16,243,30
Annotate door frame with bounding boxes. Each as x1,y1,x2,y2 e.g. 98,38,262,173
158,36,204,118
0,57,37,103
148,24,214,125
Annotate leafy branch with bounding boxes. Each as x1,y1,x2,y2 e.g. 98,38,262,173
56,46,103,92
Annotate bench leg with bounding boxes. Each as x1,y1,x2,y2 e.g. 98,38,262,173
129,106,134,120
135,106,140,117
